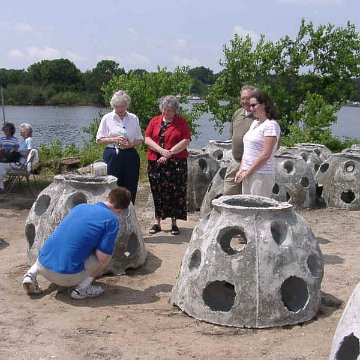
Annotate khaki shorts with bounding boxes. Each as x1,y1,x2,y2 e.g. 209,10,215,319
37,255,101,287
223,158,242,195
242,172,275,198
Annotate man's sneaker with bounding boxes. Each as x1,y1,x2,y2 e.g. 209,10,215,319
70,285,104,300
22,273,42,295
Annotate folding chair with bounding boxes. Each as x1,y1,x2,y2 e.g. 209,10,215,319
4,149,40,196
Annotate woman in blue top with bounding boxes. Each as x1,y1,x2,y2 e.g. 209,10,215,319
0,122,19,162
0,123,34,192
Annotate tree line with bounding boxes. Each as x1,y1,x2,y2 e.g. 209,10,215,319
0,60,216,106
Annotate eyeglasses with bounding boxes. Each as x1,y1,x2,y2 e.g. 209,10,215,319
249,103,259,109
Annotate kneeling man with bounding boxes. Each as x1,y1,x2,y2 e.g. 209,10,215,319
23,187,131,300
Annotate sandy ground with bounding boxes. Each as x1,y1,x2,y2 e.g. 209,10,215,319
0,185,360,360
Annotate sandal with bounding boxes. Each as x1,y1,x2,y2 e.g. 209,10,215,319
171,225,180,235
149,224,161,234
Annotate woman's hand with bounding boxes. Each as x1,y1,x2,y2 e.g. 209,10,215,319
157,156,168,164
235,169,249,183
116,136,129,148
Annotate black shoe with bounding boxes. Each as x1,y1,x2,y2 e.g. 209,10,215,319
149,224,161,234
171,225,179,235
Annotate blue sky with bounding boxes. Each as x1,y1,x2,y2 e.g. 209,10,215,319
0,0,359,73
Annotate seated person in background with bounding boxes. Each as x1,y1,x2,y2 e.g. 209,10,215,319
0,122,34,192
0,122,19,162
22,187,132,300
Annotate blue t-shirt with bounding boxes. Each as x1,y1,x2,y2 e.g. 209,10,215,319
0,135,19,152
39,202,119,274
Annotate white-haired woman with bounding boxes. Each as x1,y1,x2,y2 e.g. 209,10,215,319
145,95,191,235
96,90,143,204
0,123,34,192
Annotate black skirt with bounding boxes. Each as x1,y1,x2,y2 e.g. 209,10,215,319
147,158,187,220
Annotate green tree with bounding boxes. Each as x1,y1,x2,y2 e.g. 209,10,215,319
102,66,202,135
188,66,216,97
204,19,360,147
27,59,81,86
83,60,125,93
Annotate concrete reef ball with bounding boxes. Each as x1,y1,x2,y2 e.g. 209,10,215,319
199,165,227,218
25,174,146,275
276,143,332,176
171,195,323,328
187,149,220,211
272,154,317,209
203,140,233,164
316,152,360,210
329,282,360,360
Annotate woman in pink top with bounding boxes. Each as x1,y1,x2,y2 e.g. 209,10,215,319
235,90,281,197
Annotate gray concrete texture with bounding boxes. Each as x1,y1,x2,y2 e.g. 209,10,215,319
329,282,360,360
276,143,332,176
25,174,146,275
272,154,318,209
171,195,323,328
203,140,233,164
187,149,220,211
315,152,360,210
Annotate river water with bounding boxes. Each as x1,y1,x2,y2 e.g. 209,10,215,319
2,104,359,150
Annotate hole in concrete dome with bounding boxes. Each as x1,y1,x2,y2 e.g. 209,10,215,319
281,276,309,312
198,158,208,172
307,254,321,277
344,161,355,173
189,249,201,270
300,152,308,162
223,198,274,208
203,281,236,312
25,223,36,249
126,233,138,256
314,149,321,156
65,192,88,210
283,160,294,174
272,183,280,195
219,167,227,180
271,221,288,245
218,227,247,255
34,194,51,216
300,177,309,188
314,164,320,172
341,190,355,204
335,333,359,360
319,163,329,173
213,149,224,160
286,192,291,201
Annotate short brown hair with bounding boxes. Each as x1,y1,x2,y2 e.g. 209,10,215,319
107,187,132,209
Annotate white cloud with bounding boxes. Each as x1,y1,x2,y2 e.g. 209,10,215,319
7,49,27,61
26,46,61,60
172,39,188,52
13,22,35,33
65,50,86,63
233,26,261,42
125,52,152,68
171,54,201,68
7,46,61,63
127,26,138,41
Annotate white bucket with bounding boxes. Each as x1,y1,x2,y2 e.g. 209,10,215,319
91,161,107,176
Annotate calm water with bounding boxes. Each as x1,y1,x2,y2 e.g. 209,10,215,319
2,104,359,150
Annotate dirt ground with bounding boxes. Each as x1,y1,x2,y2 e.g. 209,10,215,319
0,185,359,360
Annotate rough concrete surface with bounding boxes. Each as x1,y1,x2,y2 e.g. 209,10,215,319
172,195,323,328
